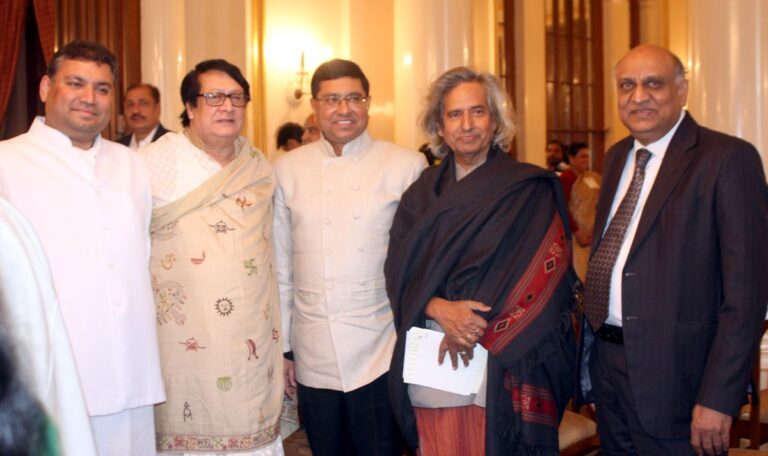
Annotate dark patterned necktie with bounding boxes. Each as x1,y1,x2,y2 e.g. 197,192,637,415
584,148,652,331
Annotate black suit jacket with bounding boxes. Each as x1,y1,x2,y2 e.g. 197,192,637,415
592,113,768,438
117,123,169,147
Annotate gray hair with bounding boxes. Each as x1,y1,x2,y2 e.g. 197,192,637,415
421,67,516,158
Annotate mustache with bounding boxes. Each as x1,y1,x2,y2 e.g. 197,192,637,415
129,113,146,121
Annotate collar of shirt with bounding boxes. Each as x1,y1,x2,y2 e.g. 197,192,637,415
129,125,159,150
32,116,100,174
318,130,372,158
454,155,487,181
605,109,687,327
630,109,686,163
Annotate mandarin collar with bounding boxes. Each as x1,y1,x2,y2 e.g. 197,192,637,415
31,116,101,154
318,130,372,158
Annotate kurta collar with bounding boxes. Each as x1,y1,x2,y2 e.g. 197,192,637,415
31,116,101,156
318,130,372,158
29,116,101,152
454,154,488,181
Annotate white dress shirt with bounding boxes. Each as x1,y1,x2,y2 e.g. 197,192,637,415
128,125,159,150
605,111,686,326
273,130,427,391
0,117,165,415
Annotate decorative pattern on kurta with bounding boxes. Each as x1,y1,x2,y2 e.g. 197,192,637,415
143,132,282,453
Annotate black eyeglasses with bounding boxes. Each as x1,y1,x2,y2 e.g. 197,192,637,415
197,92,250,107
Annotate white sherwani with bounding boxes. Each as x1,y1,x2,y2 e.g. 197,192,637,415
0,118,165,415
273,130,426,391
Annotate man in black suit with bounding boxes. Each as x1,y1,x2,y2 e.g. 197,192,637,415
118,83,169,148
584,44,768,455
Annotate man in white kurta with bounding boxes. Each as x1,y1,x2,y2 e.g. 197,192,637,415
274,59,426,455
0,41,164,456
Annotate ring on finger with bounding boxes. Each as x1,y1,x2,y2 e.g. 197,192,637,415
458,351,467,355
472,328,479,336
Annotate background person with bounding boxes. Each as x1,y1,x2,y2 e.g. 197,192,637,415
276,122,303,152
559,142,601,280
118,83,169,148
300,113,320,144
546,139,569,174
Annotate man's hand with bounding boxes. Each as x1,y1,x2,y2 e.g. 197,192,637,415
690,404,732,456
284,359,297,399
425,297,490,349
438,334,474,369
425,297,490,368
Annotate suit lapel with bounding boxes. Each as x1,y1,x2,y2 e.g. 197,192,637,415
592,137,633,253
152,124,167,142
629,113,698,255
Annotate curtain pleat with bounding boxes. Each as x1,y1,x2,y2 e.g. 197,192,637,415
33,0,55,64
0,0,29,128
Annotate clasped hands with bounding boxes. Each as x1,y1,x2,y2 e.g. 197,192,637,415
424,297,491,370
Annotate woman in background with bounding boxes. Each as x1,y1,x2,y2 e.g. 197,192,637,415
559,142,601,280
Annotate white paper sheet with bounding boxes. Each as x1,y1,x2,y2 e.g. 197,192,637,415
402,327,487,395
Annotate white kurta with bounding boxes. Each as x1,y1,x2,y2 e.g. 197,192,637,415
0,117,165,415
273,130,427,392
0,196,97,455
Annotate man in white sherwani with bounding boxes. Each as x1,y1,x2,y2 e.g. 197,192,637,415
273,59,427,455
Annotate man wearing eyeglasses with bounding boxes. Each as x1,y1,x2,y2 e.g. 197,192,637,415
118,83,170,149
140,59,284,455
273,59,427,455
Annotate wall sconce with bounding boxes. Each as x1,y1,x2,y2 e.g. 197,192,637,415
285,52,309,106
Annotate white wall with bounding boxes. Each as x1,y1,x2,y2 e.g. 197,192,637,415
688,0,768,177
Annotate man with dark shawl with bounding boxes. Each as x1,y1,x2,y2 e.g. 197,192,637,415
385,67,578,455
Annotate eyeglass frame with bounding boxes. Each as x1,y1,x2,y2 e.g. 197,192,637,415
196,91,250,107
313,93,370,108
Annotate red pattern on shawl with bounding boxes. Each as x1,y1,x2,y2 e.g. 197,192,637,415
481,216,568,356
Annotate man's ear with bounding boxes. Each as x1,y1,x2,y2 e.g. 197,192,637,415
39,75,52,103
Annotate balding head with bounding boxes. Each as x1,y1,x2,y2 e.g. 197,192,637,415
614,44,689,145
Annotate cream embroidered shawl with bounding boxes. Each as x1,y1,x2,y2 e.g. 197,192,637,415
148,137,283,452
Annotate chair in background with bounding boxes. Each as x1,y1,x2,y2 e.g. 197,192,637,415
730,321,768,449
559,405,600,456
